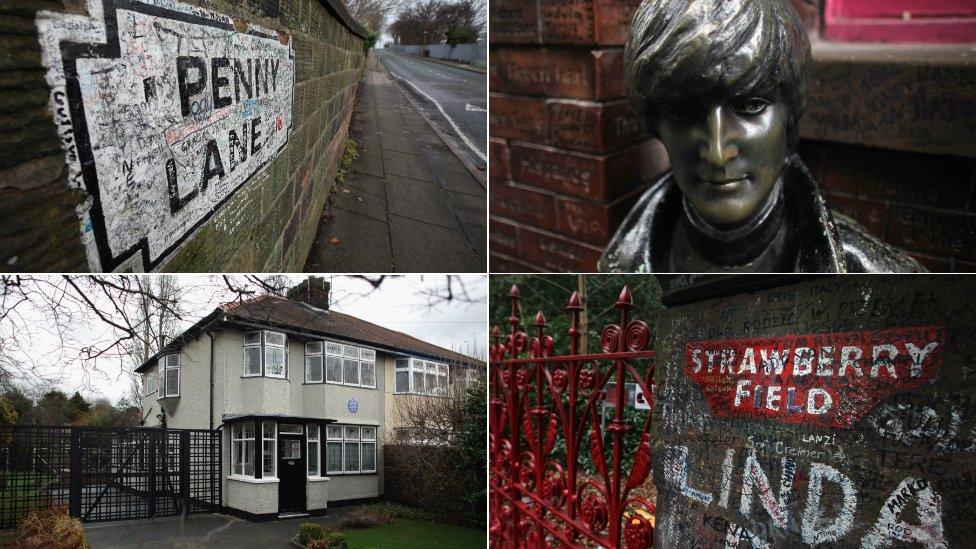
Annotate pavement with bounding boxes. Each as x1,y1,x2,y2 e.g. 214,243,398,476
375,49,487,173
83,509,353,548
303,54,486,273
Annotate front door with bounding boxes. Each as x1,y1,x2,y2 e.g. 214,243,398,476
278,435,306,513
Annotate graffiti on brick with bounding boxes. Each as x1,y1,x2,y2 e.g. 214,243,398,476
684,326,946,428
37,0,294,271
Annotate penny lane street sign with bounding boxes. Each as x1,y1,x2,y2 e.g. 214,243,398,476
37,0,295,271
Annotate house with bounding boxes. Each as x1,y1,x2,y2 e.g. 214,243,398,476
134,277,484,521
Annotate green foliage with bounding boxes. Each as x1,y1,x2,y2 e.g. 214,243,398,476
67,392,90,423
363,32,379,52
306,531,348,549
336,138,360,186
445,27,478,47
456,380,486,524
298,522,326,546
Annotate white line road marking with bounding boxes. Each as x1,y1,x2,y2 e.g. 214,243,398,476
390,73,487,162
465,103,486,112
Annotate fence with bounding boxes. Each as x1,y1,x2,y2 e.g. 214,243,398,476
388,43,487,68
489,284,656,548
0,425,221,529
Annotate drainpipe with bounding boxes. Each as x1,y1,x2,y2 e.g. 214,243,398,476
208,331,215,430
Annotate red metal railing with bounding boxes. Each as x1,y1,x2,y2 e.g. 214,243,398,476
489,284,656,548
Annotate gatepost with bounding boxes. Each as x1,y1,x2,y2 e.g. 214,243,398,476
651,275,976,547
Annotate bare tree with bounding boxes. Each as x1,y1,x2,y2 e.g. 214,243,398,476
346,0,405,34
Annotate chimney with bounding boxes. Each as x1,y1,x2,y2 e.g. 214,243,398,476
287,276,331,310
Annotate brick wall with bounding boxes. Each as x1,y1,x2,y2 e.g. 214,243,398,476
0,0,366,272
489,0,670,273
490,0,976,273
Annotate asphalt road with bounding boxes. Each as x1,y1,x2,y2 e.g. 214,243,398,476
375,49,487,173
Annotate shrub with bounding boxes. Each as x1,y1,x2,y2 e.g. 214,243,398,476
14,506,87,549
307,532,348,549
360,502,431,521
336,506,394,529
297,522,326,546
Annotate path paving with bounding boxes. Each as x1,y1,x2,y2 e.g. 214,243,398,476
84,509,353,548
304,55,485,273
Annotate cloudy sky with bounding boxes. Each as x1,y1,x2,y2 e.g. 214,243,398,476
6,275,486,403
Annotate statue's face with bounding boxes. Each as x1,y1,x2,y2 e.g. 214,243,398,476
656,95,789,226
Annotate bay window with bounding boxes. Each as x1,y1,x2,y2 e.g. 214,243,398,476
158,354,180,397
262,421,276,477
306,340,376,388
325,424,377,474
146,368,157,395
242,330,288,378
395,359,410,393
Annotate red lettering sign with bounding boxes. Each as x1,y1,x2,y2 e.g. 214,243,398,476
684,326,945,429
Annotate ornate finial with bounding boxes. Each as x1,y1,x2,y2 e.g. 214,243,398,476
567,291,582,310
491,325,501,338
509,284,521,298
616,286,633,309
534,311,547,327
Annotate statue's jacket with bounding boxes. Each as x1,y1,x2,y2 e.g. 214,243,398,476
598,156,926,273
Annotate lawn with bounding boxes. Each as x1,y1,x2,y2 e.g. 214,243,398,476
343,518,485,549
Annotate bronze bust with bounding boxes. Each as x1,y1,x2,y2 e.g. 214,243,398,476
598,0,924,273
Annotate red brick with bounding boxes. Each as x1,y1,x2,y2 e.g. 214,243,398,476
520,227,603,272
556,192,640,246
489,179,558,231
489,217,519,257
907,252,952,272
887,204,976,260
489,94,549,142
490,253,541,273
548,99,646,153
490,47,625,100
489,139,510,180
509,142,641,200
489,0,539,45
818,141,975,210
825,193,889,239
540,0,642,46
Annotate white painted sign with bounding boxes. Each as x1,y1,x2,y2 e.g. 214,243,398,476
37,0,295,271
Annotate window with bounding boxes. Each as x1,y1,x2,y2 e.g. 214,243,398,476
265,331,287,378
244,332,261,376
279,424,303,434
281,439,301,460
326,425,343,474
344,426,360,472
314,341,375,388
308,425,320,476
305,342,323,383
243,330,288,378
395,359,410,393
158,354,180,397
232,422,255,476
262,421,276,477
324,424,377,474
146,368,157,395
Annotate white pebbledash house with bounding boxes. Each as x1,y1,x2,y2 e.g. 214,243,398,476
135,277,484,521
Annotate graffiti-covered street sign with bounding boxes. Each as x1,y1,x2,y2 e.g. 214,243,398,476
684,326,945,428
37,0,295,271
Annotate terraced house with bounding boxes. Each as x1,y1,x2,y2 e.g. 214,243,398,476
135,277,484,520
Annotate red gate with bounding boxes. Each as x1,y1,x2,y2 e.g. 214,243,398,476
489,285,657,548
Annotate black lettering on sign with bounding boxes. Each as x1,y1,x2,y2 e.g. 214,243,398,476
177,56,206,117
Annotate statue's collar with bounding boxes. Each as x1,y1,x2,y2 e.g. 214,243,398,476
597,155,847,273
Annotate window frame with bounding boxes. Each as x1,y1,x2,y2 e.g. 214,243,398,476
231,422,256,477
311,340,377,389
262,421,277,479
305,343,324,384
264,331,288,379
146,368,157,395
243,331,263,377
158,354,180,398
324,424,377,475
396,357,449,396
307,424,321,477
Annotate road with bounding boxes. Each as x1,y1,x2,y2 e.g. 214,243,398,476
375,49,487,173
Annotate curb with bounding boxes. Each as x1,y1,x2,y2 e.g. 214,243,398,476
376,57,486,188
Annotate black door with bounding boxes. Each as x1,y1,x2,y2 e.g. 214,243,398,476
278,435,306,513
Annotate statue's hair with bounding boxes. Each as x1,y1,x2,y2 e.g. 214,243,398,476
625,0,810,141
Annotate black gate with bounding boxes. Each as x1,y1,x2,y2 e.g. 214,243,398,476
0,425,220,529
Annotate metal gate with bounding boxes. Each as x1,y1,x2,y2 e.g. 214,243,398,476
489,285,657,549
0,425,220,528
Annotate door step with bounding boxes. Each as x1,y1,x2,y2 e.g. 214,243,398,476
278,512,310,519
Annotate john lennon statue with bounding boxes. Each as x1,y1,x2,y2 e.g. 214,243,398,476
598,0,924,273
